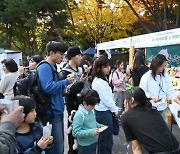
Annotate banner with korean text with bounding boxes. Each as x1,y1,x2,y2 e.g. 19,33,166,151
146,45,180,67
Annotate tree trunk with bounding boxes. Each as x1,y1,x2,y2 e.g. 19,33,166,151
46,5,69,46
163,0,168,30
124,0,152,33
51,16,69,46
175,0,180,28
65,0,77,45
5,23,13,49
141,0,161,31
154,0,164,30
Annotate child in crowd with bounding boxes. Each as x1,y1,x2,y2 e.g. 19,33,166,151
72,89,101,154
112,60,129,110
13,96,53,153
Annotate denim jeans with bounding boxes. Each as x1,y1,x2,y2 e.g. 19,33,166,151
95,110,113,154
78,142,97,154
114,91,124,109
40,114,64,154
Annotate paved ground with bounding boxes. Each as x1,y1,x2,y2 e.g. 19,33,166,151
64,109,180,154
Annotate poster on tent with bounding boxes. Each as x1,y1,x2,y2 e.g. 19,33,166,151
146,45,180,67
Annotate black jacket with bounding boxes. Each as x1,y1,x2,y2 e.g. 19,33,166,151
59,65,84,114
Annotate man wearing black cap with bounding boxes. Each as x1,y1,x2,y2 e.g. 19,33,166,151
37,41,74,154
59,46,89,154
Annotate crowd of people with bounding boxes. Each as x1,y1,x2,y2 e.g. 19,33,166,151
0,41,180,154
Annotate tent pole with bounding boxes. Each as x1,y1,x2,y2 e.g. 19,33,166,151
129,45,135,67
97,50,100,57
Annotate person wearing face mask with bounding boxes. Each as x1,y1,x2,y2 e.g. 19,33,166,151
139,54,179,112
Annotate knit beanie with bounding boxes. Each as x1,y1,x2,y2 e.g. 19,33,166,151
66,46,82,60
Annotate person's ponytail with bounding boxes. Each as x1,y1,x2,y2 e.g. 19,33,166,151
145,97,152,110
124,87,152,110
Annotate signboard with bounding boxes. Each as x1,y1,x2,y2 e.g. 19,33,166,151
97,38,131,50
132,28,180,48
146,45,180,67
97,28,180,50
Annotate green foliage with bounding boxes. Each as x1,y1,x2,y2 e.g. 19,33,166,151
0,0,68,56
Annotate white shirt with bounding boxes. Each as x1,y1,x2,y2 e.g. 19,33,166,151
0,72,19,99
92,77,118,114
139,70,178,111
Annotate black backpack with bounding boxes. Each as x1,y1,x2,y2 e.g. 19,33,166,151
14,61,56,116
13,72,35,96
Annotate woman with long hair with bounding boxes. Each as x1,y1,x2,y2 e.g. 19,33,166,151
139,54,178,112
131,51,149,86
112,60,129,109
121,87,180,154
91,55,119,154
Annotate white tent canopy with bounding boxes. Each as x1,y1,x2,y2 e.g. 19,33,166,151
97,28,180,50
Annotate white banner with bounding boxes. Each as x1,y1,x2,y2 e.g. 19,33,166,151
132,28,180,48
97,28,180,50
97,37,131,50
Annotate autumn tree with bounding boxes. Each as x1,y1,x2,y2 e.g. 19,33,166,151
124,0,180,33
66,0,138,48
